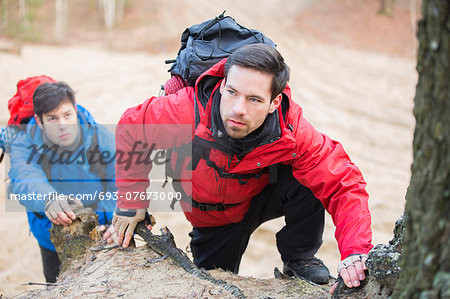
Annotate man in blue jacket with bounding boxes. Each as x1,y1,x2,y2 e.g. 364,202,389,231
8,82,117,283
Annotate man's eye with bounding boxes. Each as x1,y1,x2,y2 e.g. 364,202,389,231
228,90,236,96
249,98,261,103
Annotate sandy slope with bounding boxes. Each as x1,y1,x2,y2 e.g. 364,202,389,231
0,0,417,296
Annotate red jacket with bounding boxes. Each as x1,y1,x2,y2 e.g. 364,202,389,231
116,59,373,259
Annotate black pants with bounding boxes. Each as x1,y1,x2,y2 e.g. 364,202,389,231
189,165,325,274
39,246,61,283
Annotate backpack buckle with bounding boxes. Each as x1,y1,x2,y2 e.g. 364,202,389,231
216,203,226,212
198,204,209,212
196,202,226,212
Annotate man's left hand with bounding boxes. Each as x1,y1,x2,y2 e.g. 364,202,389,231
98,224,118,244
44,195,77,226
330,254,368,294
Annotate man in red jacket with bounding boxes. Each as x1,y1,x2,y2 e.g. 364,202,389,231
113,44,373,289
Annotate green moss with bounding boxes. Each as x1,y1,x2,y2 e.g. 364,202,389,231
49,206,99,272
432,272,450,298
280,278,331,298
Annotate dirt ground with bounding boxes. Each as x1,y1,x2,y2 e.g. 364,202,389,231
0,0,418,297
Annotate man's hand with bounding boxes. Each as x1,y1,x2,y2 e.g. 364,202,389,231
44,195,77,226
112,208,147,247
330,254,368,294
98,224,118,244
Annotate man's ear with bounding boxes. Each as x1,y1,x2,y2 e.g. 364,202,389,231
219,78,226,94
34,115,44,129
269,94,282,114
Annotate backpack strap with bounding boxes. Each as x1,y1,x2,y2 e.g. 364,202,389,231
194,11,226,39
166,145,278,211
164,143,193,210
191,197,239,212
201,152,268,185
269,164,278,184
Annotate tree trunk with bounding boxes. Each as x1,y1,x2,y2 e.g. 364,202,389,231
116,0,124,24
19,0,30,31
0,0,8,33
54,0,68,43
378,0,395,16
393,0,449,298
98,0,116,29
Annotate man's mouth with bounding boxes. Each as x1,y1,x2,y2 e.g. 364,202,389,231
59,133,71,140
228,119,246,127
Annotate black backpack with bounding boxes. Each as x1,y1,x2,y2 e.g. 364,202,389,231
163,13,278,210
165,11,276,87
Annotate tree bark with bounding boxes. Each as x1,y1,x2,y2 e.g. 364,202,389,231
393,0,449,298
54,0,68,43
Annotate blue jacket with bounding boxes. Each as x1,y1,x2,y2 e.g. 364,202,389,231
9,104,117,251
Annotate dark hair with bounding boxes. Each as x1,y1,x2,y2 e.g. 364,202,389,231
224,43,290,100
33,82,75,121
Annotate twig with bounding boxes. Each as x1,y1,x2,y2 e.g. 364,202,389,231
87,244,120,252
21,281,61,286
144,255,168,267
199,285,207,298
21,279,74,287
101,280,112,294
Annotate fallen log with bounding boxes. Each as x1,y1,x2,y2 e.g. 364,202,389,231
17,207,403,298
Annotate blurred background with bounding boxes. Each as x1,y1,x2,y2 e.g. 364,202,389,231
0,0,419,296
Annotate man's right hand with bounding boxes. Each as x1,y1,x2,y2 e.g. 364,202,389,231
112,208,147,247
44,195,77,226
330,254,368,294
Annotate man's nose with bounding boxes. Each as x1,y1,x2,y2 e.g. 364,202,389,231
58,119,70,129
233,97,246,116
